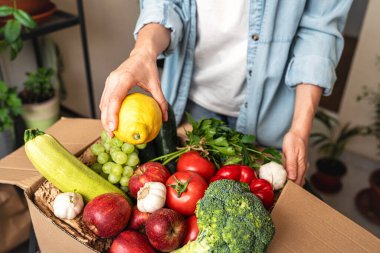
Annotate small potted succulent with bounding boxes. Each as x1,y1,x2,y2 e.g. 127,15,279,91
19,67,60,130
0,0,37,60
310,110,370,193
0,80,22,158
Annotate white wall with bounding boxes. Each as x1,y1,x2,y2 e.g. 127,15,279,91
50,0,140,117
2,0,379,162
338,0,380,162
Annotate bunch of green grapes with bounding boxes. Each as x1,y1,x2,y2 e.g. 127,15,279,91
89,130,146,193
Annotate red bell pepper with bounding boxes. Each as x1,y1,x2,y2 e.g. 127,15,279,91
210,164,274,209
249,178,274,209
209,164,257,184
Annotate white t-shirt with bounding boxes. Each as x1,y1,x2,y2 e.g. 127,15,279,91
189,0,249,117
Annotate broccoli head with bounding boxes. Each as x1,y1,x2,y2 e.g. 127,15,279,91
172,179,275,253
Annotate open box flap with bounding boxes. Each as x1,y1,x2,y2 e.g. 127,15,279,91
0,118,103,190
269,181,380,252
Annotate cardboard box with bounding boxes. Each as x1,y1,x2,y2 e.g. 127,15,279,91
0,118,379,252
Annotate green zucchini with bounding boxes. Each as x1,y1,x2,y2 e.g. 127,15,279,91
154,103,179,173
24,129,128,202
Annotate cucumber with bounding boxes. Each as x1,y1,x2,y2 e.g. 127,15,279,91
139,141,158,164
154,103,179,173
24,129,128,202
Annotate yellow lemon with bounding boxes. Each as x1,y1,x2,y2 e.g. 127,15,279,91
114,93,162,145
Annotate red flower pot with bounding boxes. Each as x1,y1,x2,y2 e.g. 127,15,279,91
311,157,347,194
369,169,380,216
0,0,51,15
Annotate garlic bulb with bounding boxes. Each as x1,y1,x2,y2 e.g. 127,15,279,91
137,182,166,213
53,192,84,219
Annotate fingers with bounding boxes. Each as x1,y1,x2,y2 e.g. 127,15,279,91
284,150,297,181
295,154,307,185
283,132,308,186
100,71,133,137
284,149,307,185
100,52,167,137
149,80,168,122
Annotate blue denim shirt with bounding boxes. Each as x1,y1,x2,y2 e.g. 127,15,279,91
134,0,352,148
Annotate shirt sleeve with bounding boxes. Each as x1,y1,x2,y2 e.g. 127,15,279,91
285,0,353,96
134,0,185,55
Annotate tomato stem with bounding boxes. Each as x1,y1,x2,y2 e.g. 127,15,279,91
168,175,190,198
150,148,188,165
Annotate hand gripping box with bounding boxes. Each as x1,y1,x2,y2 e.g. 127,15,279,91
0,118,379,253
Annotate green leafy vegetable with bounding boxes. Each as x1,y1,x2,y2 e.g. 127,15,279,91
152,114,282,169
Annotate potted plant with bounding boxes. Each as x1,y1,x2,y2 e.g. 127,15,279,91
19,67,60,130
356,81,380,223
357,83,380,152
310,110,370,193
0,80,22,158
0,1,37,60
0,0,53,16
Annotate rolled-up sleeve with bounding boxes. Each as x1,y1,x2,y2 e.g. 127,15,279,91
285,0,353,96
134,0,185,55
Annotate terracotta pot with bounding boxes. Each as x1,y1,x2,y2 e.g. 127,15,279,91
369,169,380,216
0,0,52,15
311,157,347,194
22,94,60,131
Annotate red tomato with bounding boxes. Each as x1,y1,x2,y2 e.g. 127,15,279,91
183,215,199,245
177,151,216,181
166,171,208,216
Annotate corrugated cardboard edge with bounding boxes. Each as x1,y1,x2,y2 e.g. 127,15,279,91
0,117,103,189
24,178,99,253
269,181,380,252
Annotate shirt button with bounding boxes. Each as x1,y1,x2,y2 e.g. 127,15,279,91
244,102,248,108
252,34,259,41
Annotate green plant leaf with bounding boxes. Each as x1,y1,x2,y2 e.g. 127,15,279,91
262,147,282,163
7,92,22,116
4,19,21,43
315,110,339,131
0,40,9,54
0,5,14,17
14,9,36,29
317,142,335,157
241,134,255,144
10,37,22,60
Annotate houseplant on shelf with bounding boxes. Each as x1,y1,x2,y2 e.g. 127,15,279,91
310,110,370,193
19,67,59,130
0,0,53,17
0,80,22,158
0,1,36,60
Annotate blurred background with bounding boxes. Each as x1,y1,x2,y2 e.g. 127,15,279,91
0,0,379,252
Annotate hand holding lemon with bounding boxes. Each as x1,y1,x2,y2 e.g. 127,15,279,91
113,93,163,145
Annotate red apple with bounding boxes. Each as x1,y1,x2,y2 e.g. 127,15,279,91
129,162,171,198
83,193,131,238
109,230,155,253
145,208,186,252
128,206,151,233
